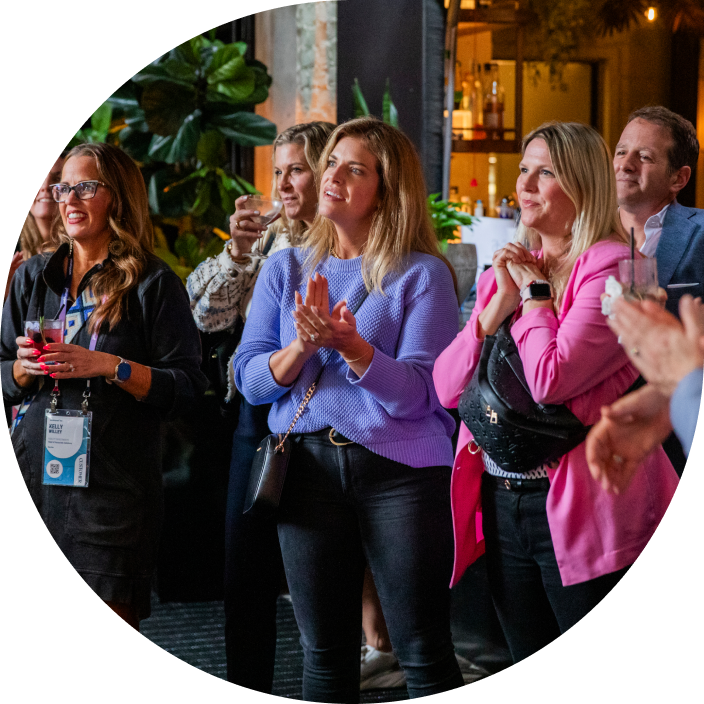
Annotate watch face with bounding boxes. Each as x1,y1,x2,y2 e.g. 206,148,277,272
116,361,131,382
529,282,552,299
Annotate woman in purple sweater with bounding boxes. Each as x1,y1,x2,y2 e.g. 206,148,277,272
234,117,463,702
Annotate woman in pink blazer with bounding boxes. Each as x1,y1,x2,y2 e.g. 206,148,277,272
433,122,678,663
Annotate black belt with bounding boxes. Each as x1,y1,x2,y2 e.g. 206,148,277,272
296,427,355,445
483,473,550,493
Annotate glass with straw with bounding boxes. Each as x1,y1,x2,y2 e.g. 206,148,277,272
618,227,658,301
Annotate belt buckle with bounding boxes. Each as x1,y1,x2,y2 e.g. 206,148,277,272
329,428,353,446
504,479,511,490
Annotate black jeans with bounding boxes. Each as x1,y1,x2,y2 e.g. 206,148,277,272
481,474,629,663
223,399,284,692
278,430,464,703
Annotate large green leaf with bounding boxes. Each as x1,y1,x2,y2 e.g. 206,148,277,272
90,102,113,136
213,112,277,147
165,110,202,163
108,80,141,110
207,46,248,83
148,134,174,161
208,68,256,104
132,62,194,88
196,130,227,168
190,180,212,217
142,81,196,136
160,56,198,83
173,37,202,66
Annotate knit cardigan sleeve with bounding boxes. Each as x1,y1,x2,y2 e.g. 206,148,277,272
186,242,261,333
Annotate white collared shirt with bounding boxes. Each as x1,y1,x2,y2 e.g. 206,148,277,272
639,202,672,257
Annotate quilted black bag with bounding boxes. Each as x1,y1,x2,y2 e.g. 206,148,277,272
457,316,589,474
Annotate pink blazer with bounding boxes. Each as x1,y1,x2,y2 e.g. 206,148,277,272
433,240,679,587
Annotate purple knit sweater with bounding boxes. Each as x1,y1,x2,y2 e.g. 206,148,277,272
234,247,459,468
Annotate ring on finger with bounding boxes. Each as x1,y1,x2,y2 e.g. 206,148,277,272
69,364,75,372
310,333,318,342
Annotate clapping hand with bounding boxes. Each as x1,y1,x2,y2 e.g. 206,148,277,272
586,385,673,494
292,273,361,355
608,295,704,396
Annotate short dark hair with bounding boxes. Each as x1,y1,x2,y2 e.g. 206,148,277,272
627,106,699,173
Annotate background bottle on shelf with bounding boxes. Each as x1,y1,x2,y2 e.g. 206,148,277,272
474,199,484,217
473,63,485,139
483,63,505,140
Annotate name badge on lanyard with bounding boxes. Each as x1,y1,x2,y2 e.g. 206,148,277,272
43,409,92,487
42,247,98,488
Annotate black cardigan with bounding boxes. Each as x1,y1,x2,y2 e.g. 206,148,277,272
1,244,208,600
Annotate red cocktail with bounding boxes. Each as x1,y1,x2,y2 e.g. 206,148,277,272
24,320,64,352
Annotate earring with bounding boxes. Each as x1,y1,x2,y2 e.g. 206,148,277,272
109,237,125,257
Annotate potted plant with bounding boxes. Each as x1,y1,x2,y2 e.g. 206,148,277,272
427,193,477,305
67,32,277,282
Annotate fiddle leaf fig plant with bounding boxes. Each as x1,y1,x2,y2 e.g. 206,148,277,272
108,35,276,229
68,32,277,280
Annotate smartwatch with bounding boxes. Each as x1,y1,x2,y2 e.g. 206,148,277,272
106,357,132,384
521,279,553,302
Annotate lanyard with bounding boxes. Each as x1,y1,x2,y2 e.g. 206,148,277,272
50,249,100,415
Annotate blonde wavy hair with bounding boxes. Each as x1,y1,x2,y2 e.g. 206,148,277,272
50,143,154,332
302,116,455,293
19,213,46,259
270,121,336,243
517,121,627,306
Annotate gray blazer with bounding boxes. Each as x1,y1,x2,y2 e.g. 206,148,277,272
656,200,704,317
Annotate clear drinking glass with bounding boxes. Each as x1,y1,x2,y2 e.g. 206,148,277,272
24,319,64,352
618,258,659,301
245,197,283,227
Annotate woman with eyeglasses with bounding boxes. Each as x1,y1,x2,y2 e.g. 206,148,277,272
1,142,207,628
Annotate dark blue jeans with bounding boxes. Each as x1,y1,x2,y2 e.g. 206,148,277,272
278,430,464,703
481,474,629,663
223,399,284,692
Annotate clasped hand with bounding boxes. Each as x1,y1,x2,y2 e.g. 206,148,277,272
492,243,544,304
292,273,364,359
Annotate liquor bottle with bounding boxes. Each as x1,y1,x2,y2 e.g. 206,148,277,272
473,63,485,139
483,63,505,140
474,199,484,217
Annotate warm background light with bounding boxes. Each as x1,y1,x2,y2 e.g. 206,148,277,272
646,7,657,22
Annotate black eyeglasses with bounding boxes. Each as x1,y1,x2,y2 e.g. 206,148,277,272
49,180,106,202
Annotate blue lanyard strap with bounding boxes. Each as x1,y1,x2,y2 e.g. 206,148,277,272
51,250,101,414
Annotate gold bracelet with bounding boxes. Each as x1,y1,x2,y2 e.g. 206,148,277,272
344,344,373,365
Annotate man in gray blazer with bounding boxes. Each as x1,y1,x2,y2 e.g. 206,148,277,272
614,106,704,317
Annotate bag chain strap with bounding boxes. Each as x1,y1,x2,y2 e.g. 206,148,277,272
274,380,317,453
272,287,370,454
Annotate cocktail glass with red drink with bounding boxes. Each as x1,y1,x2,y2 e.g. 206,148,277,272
24,319,64,353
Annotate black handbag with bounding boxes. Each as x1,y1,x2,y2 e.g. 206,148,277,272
457,316,589,474
243,289,370,518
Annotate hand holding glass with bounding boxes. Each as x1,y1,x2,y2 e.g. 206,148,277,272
244,197,283,227
25,320,63,352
